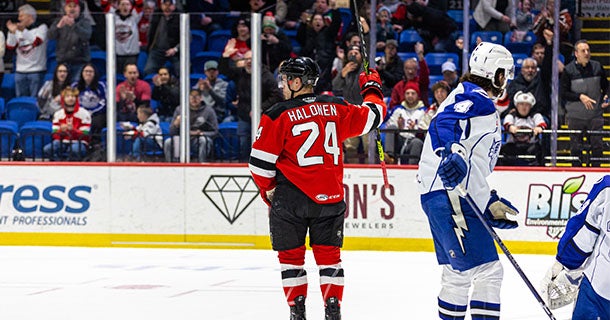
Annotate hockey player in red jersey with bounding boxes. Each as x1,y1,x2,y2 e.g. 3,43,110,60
249,57,386,320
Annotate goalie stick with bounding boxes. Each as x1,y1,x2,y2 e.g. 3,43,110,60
351,0,390,189
455,185,557,320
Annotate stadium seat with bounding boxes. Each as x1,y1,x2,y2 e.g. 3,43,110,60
424,53,460,75
1,73,16,103
470,31,503,48
191,30,207,58
397,52,418,62
446,10,477,32
0,97,4,119
47,53,57,75
90,51,107,77
0,120,19,158
190,73,206,87
47,39,57,59
283,29,301,54
337,8,353,38
19,121,52,160
101,122,138,155
512,53,529,75
428,75,444,88
207,30,232,52
191,51,222,74
6,97,39,128
214,121,239,160
137,51,148,75
504,31,537,55
398,30,423,52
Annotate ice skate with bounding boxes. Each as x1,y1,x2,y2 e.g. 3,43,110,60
289,295,306,320
324,297,341,320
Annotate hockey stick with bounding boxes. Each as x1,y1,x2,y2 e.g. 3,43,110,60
455,185,557,320
351,0,390,189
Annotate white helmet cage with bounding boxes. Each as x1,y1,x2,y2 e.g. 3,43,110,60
513,90,536,106
469,42,515,90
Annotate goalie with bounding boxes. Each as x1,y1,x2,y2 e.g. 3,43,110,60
541,175,610,319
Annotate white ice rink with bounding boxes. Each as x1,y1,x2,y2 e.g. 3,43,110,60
0,246,575,319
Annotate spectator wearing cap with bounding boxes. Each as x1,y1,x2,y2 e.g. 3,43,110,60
48,0,93,82
332,45,364,104
143,0,180,76
6,4,48,97
441,61,458,90
390,42,430,108
194,60,230,123
375,6,396,52
376,39,403,97
332,45,369,163
384,81,426,164
222,18,252,66
261,12,293,73
151,66,179,121
501,91,546,166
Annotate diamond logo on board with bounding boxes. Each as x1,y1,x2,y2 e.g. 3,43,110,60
202,175,259,224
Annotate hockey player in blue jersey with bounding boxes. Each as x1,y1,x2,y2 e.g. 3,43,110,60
541,175,610,320
417,42,519,320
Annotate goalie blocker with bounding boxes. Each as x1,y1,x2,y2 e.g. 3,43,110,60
541,175,610,319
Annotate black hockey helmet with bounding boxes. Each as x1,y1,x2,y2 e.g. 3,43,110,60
279,57,320,86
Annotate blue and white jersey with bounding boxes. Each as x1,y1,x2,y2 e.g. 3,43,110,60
417,82,502,212
557,175,610,300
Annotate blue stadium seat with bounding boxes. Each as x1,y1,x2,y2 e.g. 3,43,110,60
337,8,353,38
398,30,423,52
19,121,52,160
101,122,138,155
397,52,418,62
137,51,148,75
214,121,239,160
424,53,460,75
6,97,39,128
207,30,232,52
470,31,503,48
191,51,222,74
90,51,107,77
47,53,57,76
0,97,4,119
1,73,16,103
0,120,19,158
512,53,529,75
503,31,537,55
282,29,301,54
191,30,207,58
428,75,444,88
190,73,206,87
446,10,477,31
47,39,57,58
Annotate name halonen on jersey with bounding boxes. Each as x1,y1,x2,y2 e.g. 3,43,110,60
287,104,338,122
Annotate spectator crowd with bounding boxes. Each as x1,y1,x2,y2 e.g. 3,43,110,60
0,0,607,166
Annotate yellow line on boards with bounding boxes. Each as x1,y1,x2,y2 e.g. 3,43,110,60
0,233,559,254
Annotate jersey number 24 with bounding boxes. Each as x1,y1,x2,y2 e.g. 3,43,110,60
292,121,340,167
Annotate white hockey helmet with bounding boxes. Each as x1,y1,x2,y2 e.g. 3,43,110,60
469,42,515,90
513,91,536,106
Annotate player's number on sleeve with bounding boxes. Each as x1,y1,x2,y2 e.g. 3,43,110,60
292,121,340,166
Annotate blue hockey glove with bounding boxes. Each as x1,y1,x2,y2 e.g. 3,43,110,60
437,142,468,189
484,190,519,229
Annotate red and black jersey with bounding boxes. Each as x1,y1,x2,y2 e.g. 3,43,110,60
249,92,386,205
